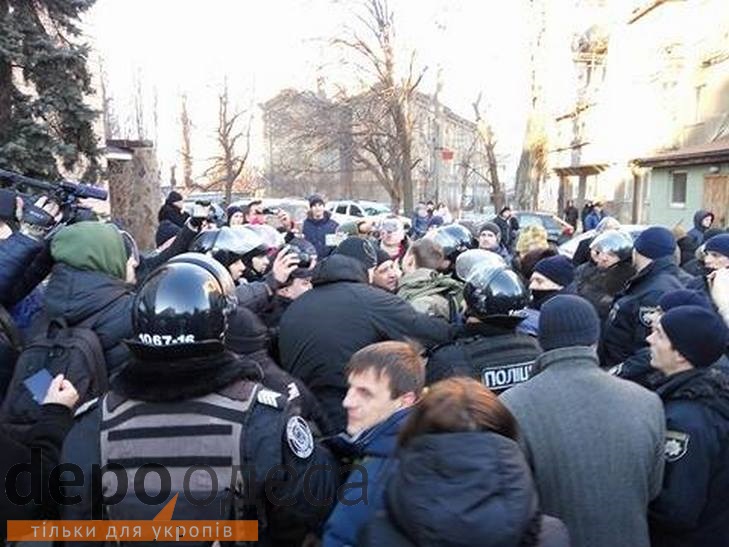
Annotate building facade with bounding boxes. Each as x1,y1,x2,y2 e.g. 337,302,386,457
260,88,490,210
534,0,729,225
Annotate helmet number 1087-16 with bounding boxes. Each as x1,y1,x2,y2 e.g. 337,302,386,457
138,333,196,345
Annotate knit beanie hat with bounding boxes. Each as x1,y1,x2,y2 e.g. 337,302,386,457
333,237,378,269
479,222,502,240
308,194,325,207
166,190,184,205
226,205,243,218
533,255,575,288
375,248,392,266
705,233,729,258
660,306,728,368
634,226,676,259
538,295,600,351
658,289,712,312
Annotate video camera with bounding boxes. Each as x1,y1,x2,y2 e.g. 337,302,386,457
0,168,107,228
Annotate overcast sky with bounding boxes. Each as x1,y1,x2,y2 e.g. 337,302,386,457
85,0,531,182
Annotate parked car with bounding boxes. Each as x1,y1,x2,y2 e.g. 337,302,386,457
327,199,410,229
513,211,575,245
459,211,574,246
558,224,647,260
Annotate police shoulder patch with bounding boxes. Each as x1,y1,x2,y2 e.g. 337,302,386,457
256,388,282,409
74,397,99,418
286,416,314,459
608,363,624,377
639,306,659,328
664,430,690,462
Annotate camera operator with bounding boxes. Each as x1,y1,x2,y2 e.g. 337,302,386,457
0,190,62,308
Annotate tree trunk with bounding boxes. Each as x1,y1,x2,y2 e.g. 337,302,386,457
0,0,12,146
108,143,161,251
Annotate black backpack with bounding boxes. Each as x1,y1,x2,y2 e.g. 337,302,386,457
1,317,108,420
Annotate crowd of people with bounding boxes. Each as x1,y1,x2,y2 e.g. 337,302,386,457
1,187,729,546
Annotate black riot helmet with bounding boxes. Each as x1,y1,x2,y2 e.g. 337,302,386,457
464,263,529,320
430,224,475,265
127,253,238,358
589,230,633,262
189,226,267,268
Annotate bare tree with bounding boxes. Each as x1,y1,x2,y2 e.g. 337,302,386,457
179,93,194,190
132,67,146,140
98,59,120,140
203,81,253,206
472,93,506,213
335,0,425,213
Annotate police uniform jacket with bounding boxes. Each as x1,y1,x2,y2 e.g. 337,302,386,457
426,319,541,392
600,257,685,368
650,368,729,547
59,352,339,547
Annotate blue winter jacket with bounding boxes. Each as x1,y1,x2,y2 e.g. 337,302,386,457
302,212,339,258
0,232,43,307
686,209,713,246
584,210,604,231
650,368,729,547
600,256,685,368
323,409,410,547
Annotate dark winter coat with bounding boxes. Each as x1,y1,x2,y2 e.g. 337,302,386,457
323,409,410,547
0,232,49,307
135,222,198,285
226,305,331,434
426,320,541,392
572,236,594,266
686,209,713,246
41,263,134,373
600,257,686,368
156,202,189,228
494,215,515,249
0,403,74,540
60,351,339,547
358,432,570,547
650,368,729,547
302,211,339,258
279,255,451,434
564,205,579,229
573,260,635,322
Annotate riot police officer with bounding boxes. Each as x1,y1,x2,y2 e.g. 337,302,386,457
428,224,475,274
60,253,337,546
426,263,541,392
190,226,300,313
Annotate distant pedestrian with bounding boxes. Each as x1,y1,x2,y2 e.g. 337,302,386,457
583,201,605,231
302,194,338,258
563,199,579,231
580,200,594,232
686,209,714,246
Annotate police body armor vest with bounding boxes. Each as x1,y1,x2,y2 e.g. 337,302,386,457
99,380,260,545
459,333,540,393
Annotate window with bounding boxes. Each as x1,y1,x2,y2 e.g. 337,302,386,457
350,205,363,217
336,204,348,214
671,172,687,207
